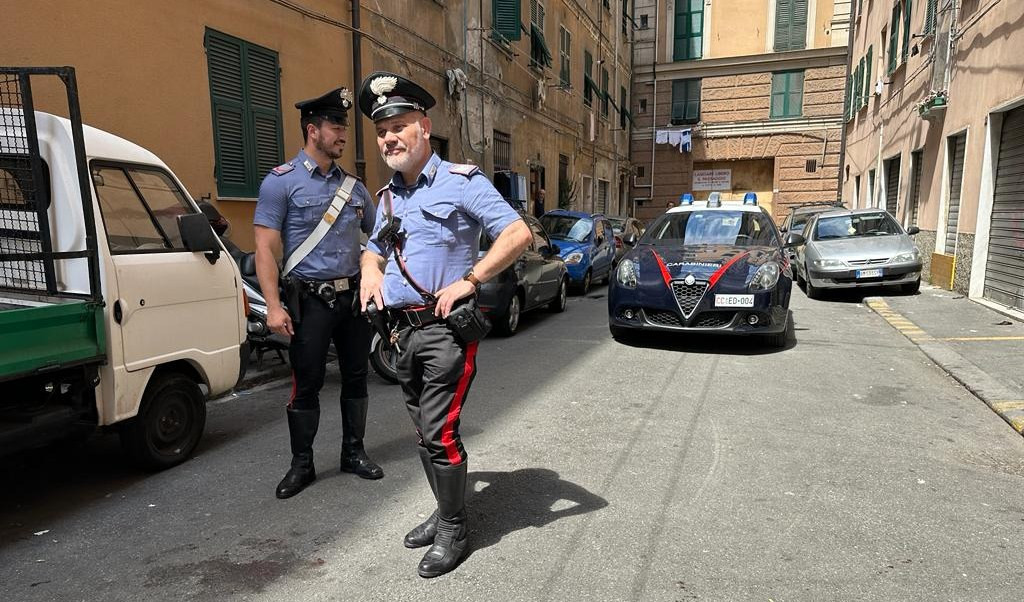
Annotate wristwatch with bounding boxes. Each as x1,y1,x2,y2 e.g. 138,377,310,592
462,269,481,288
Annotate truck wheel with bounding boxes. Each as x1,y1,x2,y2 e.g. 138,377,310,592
121,373,206,470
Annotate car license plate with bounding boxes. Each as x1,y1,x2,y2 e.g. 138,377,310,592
715,294,754,307
856,268,883,278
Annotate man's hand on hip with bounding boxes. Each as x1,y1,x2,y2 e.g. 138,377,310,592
434,279,477,318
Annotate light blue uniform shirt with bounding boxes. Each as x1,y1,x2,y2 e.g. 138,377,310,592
254,149,375,280
367,153,522,308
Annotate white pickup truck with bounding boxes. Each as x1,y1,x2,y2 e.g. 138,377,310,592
0,66,247,469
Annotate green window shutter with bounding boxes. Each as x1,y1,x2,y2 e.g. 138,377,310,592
854,59,863,110
775,0,808,52
671,78,701,124
864,45,873,107
492,0,522,42
771,71,804,118
673,0,703,61
888,3,900,73
902,0,913,63
583,50,593,106
620,86,628,128
845,73,853,121
925,0,937,34
531,23,553,68
205,29,283,198
601,68,609,116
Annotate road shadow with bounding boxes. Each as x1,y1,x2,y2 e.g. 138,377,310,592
611,311,796,355
466,468,608,552
795,282,919,304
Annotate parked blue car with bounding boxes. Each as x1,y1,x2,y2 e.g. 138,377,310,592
539,210,617,294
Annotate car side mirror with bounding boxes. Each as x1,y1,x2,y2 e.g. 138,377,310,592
779,225,788,233
906,226,920,235
783,232,806,248
178,213,221,264
240,252,257,276
624,232,638,247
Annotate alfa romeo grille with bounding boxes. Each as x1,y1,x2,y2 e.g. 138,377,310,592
671,281,708,318
693,312,735,328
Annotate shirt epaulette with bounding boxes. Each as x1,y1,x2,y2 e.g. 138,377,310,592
271,163,295,176
448,164,480,177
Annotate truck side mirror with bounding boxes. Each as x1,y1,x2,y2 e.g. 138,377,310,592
178,213,221,264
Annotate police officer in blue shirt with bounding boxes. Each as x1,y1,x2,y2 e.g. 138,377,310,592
254,86,384,500
357,72,532,578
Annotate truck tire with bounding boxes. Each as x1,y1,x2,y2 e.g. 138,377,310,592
120,372,206,470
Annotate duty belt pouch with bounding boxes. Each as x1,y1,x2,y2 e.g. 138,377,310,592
446,297,491,344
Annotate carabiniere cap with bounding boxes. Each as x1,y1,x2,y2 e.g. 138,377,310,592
357,71,436,122
295,86,352,125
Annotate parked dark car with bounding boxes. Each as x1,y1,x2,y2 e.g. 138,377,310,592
478,214,569,335
608,216,645,267
540,209,617,294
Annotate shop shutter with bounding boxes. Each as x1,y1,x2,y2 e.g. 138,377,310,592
985,106,1024,310
885,156,901,216
945,133,967,252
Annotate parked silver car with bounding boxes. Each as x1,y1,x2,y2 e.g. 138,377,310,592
794,208,922,298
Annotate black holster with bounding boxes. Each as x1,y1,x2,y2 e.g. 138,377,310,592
281,275,304,325
446,297,491,344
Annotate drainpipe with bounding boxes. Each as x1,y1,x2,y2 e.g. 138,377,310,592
351,0,366,181
649,0,660,211
836,0,856,203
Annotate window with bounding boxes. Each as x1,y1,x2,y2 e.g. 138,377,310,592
902,0,913,63
888,2,901,73
636,165,645,178
559,26,571,86
493,130,512,172
583,50,595,107
771,71,804,119
863,45,873,107
774,0,808,52
92,164,194,253
671,79,701,125
204,28,284,198
619,86,630,128
529,1,551,68
492,0,522,42
640,14,649,29
601,68,610,117
530,0,545,28
597,180,609,214
430,136,449,161
924,0,937,34
845,73,854,121
529,221,550,251
673,0,703,61
639,98,647,113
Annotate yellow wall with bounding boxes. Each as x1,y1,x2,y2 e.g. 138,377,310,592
709,0,771,58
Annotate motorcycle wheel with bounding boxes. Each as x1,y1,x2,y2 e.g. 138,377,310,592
370,333,400,384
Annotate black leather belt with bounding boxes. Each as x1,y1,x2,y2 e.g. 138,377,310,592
301,275,358,292
396,305,443,328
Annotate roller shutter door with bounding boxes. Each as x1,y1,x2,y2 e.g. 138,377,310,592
945,134,966,252
885,157,901,216
985,106,1024,311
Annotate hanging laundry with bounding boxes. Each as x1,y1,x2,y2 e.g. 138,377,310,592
655,128,691,153
655,129,670,144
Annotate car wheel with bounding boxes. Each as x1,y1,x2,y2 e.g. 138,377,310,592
795,266,805,287
369,333,400,384
577,270,592,295
548,278,568,313
120,373,206,470
901,278,921,295
805,276,822,300
494,291,522,336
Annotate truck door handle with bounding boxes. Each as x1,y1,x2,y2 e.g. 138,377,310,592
113,300,123,324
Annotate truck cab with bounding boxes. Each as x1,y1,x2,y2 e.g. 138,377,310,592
1,67,246,469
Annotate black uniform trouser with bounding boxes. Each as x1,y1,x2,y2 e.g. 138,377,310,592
288,289,370,409
396,323,478,467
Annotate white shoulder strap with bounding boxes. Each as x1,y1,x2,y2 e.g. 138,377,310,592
282,175,358,276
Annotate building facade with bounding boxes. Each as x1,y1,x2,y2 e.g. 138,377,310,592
630,0,850,223
3,0,634,251
842,0,1024,314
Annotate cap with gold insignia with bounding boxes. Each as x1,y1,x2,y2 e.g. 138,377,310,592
357,71,436,122
295,87,352,125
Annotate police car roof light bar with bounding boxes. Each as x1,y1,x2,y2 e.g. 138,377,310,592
707,192,722,208
743,192,758,205
680,193,694,205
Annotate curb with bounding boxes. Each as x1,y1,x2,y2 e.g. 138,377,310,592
865,297,1024,436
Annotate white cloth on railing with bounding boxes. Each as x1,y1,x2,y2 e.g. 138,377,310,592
655,128,691,153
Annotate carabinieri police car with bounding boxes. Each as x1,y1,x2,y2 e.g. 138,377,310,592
608,192,797,348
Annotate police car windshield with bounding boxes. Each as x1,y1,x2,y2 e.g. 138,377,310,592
642,211,779,247
540,215,593,243
813,212,901,240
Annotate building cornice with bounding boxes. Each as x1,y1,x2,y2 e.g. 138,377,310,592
635,46,849,83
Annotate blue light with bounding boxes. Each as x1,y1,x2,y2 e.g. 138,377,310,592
680,193,694,205
743,192,758,205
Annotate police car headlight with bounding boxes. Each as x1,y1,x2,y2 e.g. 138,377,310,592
812,258,846,269
749,262,780,291
890,249,919,264
616,259,638,289
565,252,584,265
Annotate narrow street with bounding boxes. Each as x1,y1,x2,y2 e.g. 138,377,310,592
2,285,1022,601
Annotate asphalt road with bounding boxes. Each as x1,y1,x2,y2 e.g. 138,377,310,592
2,284,1024,601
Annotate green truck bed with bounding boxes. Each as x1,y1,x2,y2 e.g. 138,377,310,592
0,299,105,382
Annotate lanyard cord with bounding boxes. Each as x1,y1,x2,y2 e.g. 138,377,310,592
381,189,437,304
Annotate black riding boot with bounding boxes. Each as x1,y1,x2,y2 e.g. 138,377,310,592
275,408,319,499
339,397,383,479
417,462,469,578
404,447,439,548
